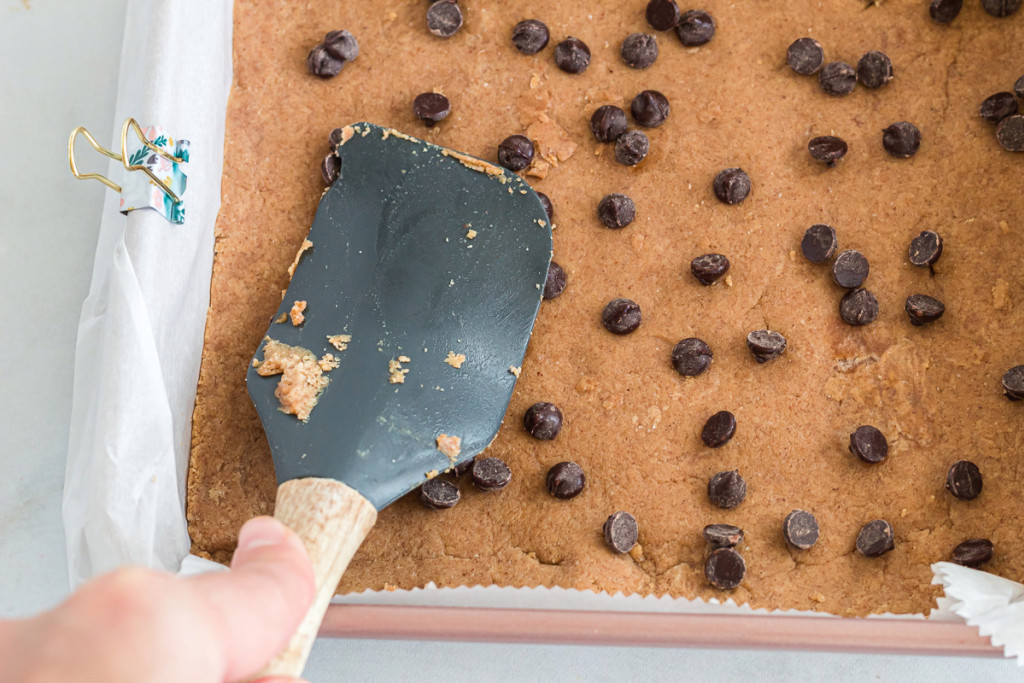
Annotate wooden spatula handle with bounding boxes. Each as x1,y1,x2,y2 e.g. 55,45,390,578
261,477,377,677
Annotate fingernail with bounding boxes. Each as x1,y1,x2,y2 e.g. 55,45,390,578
236,516,287,553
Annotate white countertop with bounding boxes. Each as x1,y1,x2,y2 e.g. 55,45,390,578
0,1,1019,680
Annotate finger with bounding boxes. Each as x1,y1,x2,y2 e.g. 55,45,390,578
185,516,315,682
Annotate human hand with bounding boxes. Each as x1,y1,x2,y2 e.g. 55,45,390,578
0,516,315,683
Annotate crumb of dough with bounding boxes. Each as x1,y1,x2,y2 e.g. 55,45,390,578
274,313,288,324
445,351,467,369
466,229,477,239
509,366,521,377
289,300,307,326
256,339,330,421
388,357,410,384
328,334,352,352
993,279,1011,310
537,219,547,227
251,359,260,368
287,239,313,278
725,274,734,287
318,353,340,371
425,469,439,480
999,220,1010,234
435,434,462,462
336,125,356,146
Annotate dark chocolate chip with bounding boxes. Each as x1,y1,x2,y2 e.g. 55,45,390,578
631,90,671,128
672,338,713,377
849,425,888,464
705,548,745,589
786,37,824,76
590,105,629,142
819,62,857,96
675,9,715,46
646,0,681,31
546,462,586,499
622,33,659,69
1015,74,1024,100
554,37,591,74
746,330,786,364
808,136,848,166
537,191,554,221
882,121,921,158
980,92,1019,124
543,261,567,300
597,193,636,228
946,461,983,500
952,538,994,568
471,457,512,491
1003,365,1024,400
427,0,463,38
324,29,359,61
996,115,1024,152
413,92,451,127
308,44,346,79
523,401,563,440
603,511,639,553
703,524,744,549
856,51,894,89
982,0,1021,16
690,253,730,285
832,250,870,289
905,294,945,325
497,134,534,171
321,153,341,186
801,224,838,263
839,289,879,326
453,459,474,477
512,19,550,55
708,470,747,509
601,298,642,335
856,520,894,557
328,127,346,150
930,0,963,23
701,410,736,448
712,168,751,205
908,230,943,267
783,510,820,550
420,477,460,509
614,130,650,166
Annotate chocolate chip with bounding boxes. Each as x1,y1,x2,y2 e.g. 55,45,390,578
746,330,786,364
321,153,341,186
783,510,820,550
622,33,659,69
808,136,848,166
690,253,730,285
420,477,460,509
705,548,745,589
712,168,751,205
786,37,824,76
952,538,994,568
856,51,893,89
512,19,550,55
554,37,591,74
930,0,963,23
882,121,921,158
602,298,642,335
1015,74,1024,100
546,462,585,499
997,115,1024,152
946,460,983,500
831,250,870,289
591,105,628,142
631,90,670,128
646,0,681,30
471,457,512,492
980,92,1019,124
497,135,534,171
413,92,451,127
856,520,894,557
453,459,474,477
801,224,838,263
839,288,879,326
328,127,346,150
849,425,888,464
536,191,554,222
703,524,744,549
597,193,636,228
675,9,715,46
908,230,943,267
523,401,563,440
427,0,463,38
543,261,567,300
708,470,746,509
672,338,713,376
308,45,345,79
982,0,1021,16
905,294,945,325
818,62,856,96
308,30,360,78
603,511,639,553
1002,365,1024,400
701,410,736,448
614,130,650,166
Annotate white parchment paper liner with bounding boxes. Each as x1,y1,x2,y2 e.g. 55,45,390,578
63,0,1017,662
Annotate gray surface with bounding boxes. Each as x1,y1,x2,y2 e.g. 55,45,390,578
0,1,1021,680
